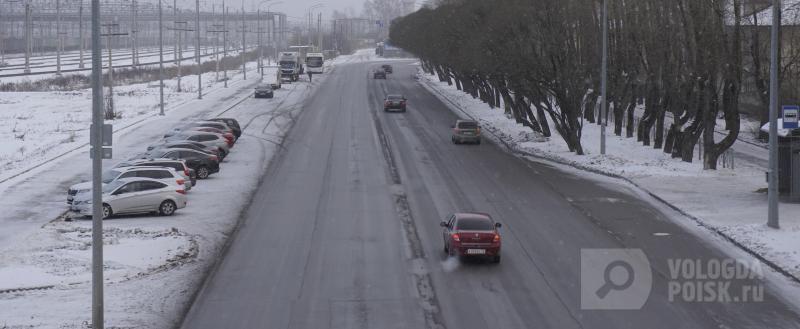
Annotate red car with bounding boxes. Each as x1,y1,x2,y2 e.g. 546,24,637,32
440,212,502,263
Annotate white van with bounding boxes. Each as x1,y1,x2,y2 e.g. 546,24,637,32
305,53,324,74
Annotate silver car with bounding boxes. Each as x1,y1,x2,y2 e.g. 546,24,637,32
162,131,231,155
67,166,191,204
71,177,188,219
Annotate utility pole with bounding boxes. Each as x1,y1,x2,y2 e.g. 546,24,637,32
240,7,246,80
195,0,202,99
131,0,138,68
56,0,62,76
600,0,608,155
101,23,128,120
224,3,228,87
210,23,227,82
171,21,190,92
768,0,781,229
79,1,85,69
258,9,262,76
89,0,104,326
159,0,165,115
317,12,321,51
24,0,30,73
173,0,177,62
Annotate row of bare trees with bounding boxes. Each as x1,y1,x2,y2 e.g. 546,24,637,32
390,0,771,169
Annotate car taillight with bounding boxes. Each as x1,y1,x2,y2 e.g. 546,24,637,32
384,101,390,106
477,127,481,134
451,233,460,242
210,155,219,162
493,233,500,243
184,169,190,176
225,133,234,140
176,179,185,185
176,189,186,195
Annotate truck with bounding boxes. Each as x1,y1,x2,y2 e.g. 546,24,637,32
305,52,324,74
278,52,301,82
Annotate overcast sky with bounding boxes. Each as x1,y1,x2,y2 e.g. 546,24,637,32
245,0,365,22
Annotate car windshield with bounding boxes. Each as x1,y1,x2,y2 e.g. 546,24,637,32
307,58,323,67
456,217,494,230
457,121,478,129
387,95,404,100
101,169,122,183
279,61,295,69
256,84,270,89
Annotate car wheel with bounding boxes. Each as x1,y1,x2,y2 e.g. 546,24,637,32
197,166,210,179
493,255,501,263
159,200,177,216
102,203,112,219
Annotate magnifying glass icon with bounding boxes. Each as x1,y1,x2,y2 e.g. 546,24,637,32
595,260,635,298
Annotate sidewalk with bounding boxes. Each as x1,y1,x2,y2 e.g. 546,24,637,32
418,70,800,281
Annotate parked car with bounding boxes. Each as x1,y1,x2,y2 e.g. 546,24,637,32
440,212,502,263
167,121,237,142
373,70,386,79
384,94,407,112
176,127,235,145
254,84,274,98
71,177,187,219
207,118,242,138
451,119,482,144
381,64,393,73
145,148,220,179
114,158,197,187
148,137,229,158
164,131,232,153
67,166,189,204
149,141,222,159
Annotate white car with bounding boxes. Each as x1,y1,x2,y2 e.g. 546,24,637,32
67,166,190,204
71,177,188,219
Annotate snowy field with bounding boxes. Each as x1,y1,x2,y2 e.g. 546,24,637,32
419,69,800,281
0,50,371,328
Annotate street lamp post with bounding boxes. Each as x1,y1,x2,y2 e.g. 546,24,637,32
600,0,608,155
768,0,781,228
159,0,165,115
195,0,201,99
89,0,104,326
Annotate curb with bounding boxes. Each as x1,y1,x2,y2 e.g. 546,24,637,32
419,74,800,285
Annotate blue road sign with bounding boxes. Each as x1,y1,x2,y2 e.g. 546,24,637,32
783,105,799,129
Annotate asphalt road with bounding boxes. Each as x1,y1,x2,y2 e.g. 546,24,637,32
180,60,800,329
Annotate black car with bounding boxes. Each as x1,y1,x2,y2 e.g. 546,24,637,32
148,148,220,179
382,64,393,73
208,118,242,138
384,94,407,112
254,84,274,98
373,70,386,79
115,159,197,187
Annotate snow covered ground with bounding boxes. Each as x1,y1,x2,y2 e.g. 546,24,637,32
418,69,800,281
0,50,375,328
